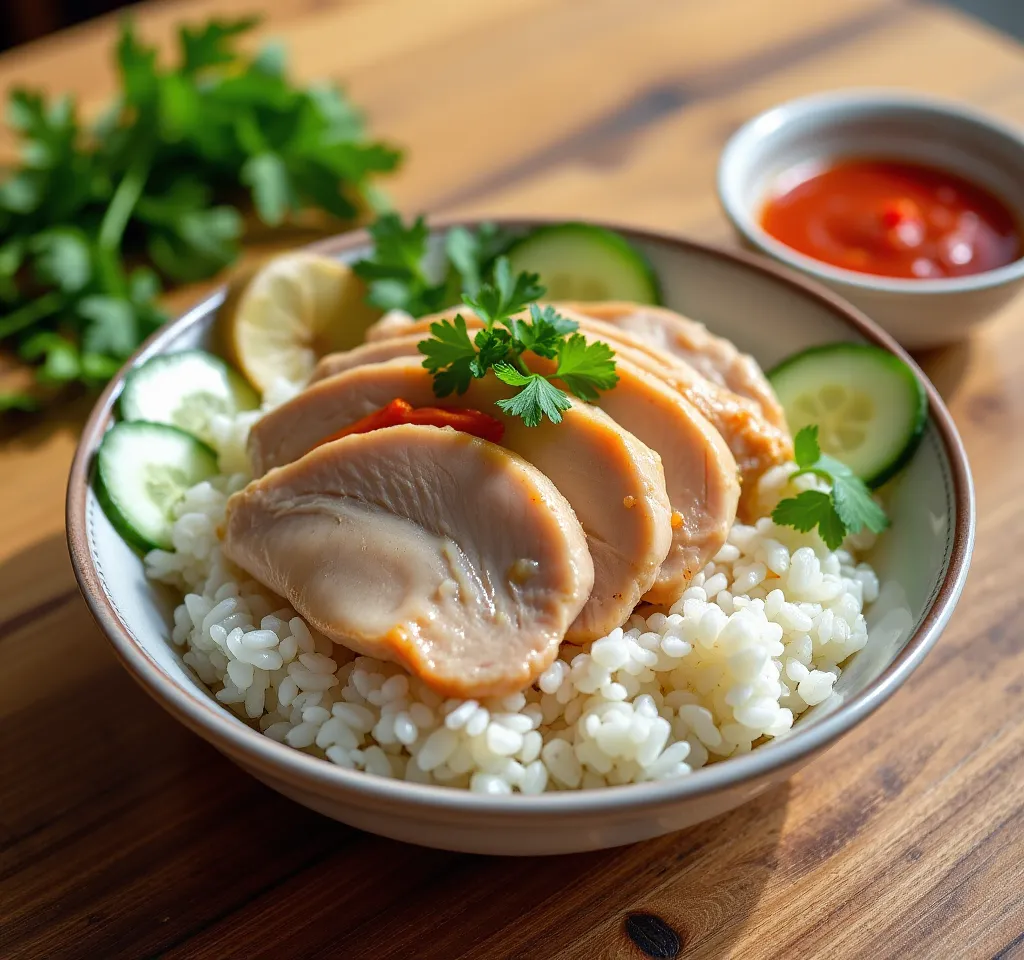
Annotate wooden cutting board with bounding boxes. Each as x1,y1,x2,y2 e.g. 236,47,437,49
2,1,1023,957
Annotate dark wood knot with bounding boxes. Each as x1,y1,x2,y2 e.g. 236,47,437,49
624,913,682,958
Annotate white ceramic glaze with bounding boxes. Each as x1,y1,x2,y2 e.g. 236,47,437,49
718,90,1024,349
67,219,974,855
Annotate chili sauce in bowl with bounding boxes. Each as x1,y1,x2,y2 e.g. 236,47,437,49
717,91,1024,348
760,159,1021,280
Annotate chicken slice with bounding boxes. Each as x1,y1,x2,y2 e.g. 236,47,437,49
314,339,739,603
560,301,788,431
535,354,739,603
357,307,792,515
224,425,594,698
250,358,672,641
313,336,427,380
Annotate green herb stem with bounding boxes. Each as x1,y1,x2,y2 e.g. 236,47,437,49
0,290,64,339
98,151,151,252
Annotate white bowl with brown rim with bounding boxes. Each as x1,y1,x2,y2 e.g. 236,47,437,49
66,217,974,856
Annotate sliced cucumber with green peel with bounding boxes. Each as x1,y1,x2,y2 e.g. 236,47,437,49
120,350,258,446
505,223,661,303
769,343,927,488
95,422,219,552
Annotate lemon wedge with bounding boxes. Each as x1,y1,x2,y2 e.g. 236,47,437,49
220,252,381,393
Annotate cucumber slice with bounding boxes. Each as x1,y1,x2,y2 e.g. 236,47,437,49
769,343,927,487
120,350,258,445
505,223,661,303
95,422,219,552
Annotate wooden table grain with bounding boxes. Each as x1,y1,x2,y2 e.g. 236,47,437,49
2,1,1023,957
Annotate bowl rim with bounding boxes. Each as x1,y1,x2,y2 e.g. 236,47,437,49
66,215,975,816
718,88,1024,295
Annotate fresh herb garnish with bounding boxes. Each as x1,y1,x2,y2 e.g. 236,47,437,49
352,214,446,316
353,213,516,317
444,222,517,298
0,16,400,412
771,425,889,550
417,258,619,427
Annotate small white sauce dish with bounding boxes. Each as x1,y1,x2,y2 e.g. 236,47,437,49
717,90,1024,349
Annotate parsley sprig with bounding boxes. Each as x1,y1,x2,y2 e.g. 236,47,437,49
0,16,400,413
417,258,619,427
771,426,889,550
352,214,447,317
353,213,517,317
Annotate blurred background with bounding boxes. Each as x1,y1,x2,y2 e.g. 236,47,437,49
2,0,1024,49
2,0,133,49
2,0,134,49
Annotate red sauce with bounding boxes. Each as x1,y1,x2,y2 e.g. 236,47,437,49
760,159,1021,279
314,398,505,450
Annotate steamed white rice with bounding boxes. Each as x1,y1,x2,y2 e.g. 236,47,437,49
145,399,880,794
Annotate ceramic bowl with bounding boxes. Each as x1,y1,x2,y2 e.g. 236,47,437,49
717,90,1024,349
66,218,974,856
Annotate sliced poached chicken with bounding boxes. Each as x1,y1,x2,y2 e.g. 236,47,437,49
357,306,792,512
249,357,672,642
223,425,594,697
559,301,788,430
314,338,740,603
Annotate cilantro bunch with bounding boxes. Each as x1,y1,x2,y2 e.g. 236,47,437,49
0,17,400,412
351,213,619,426
772,426,889,549
418,259,619,427
353,213,516,317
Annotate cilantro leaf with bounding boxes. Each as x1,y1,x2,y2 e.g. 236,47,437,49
829,469,890,535
241,153,295,226
116,19,160,108
555,334,618,401
493,366,572,427
80,352,123,385
30,228,93,293
146,204,243,283
354,213,446,316
772,491,847,550
773,425,890,547
413,253,619,426
180,17,260,74
472,327,512,376
532,303,578,336
77,295,139,357
794,424,821,467
418,315,476,371
463,257,543,328
491,363,531,387
418,315,477,395
365,212,429,272
444,223,516,298
507,303,577,359
432,364,474,398
20,332,81,384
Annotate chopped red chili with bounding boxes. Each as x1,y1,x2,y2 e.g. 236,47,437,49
317,398,505,448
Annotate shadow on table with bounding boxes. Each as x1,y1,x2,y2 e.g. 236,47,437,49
911,339,973,403
307,790,789,960
0,530,786,960
0,391,94,450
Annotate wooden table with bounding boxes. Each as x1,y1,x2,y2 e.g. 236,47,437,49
2,1,1023,957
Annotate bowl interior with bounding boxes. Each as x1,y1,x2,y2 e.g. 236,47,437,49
77,223,968,802
720,93,1024,288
